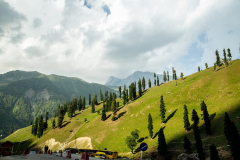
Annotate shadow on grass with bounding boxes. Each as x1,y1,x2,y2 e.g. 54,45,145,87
13,138,39,155
209,112,216,121
165,109,178,123
105,114,111,121
116,106,124,112
137,136,148,143
153,126,166,139
115,111,127,121
72,112,81,117
61,121,70,128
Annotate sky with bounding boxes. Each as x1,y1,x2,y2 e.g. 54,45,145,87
0,0,239,84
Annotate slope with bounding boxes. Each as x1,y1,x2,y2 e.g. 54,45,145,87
4,59,240,159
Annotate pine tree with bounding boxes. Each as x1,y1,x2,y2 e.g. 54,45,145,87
158,127,167,158
157,76,159,86
101,104,106,121
148,113,153,138
138,79,142,96
223,48,228,66
68,104,73,118
198,66,200,72
229,121,240,159
154,73,156,86
167,71,169,81
78,96,82,111
203,108,211,135
205,63,208,69
119,86,122,98
123,90,126,105
160,95,166,123
180,72,184,80
37,115,43,138
58,106,64,128
83,97,86,109
191,109,199,126
148,78,151,88
45,112,48,129
33,117,38,136
31,123,34,135
91,99,95,113
193,123,205,160
227,48,232,63
209,144,220,160
224,112,232,143
200,101,207,111
89,94,91,105
163,71,167,82
172,67,175,80
214,63,217,71
52,119,56,129
100,90,103,101
126,89,129,102
183,105,191,131
183,135,192,154
215,49,221,66
142,77,145,91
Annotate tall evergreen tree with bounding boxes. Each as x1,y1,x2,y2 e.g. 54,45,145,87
91,99,95,113
224,112,232,143
52,118,56,129
227,48,232,63
89,94,91,105
78,96,82,111
123,90,126,106
223,48,228,67
183,105,191,131
126,89,129,102
198,66,200,72
172,67,175,80
138,79,142,96
31,123,34,135
148,113,153,138
167,71,169,81
100,90,103,101
163,71,167,82
44,112,48,129
192,110,205,160
119,86,122,98
205,63,208,69
160,95,166,123
203,107,211,135
101,106,106,121
129,83,133,100
37,115,43,138
158,127,167,158
191,109,199,126
68,104,73,118
148,78,151,88
200,101,207,111
209,144,220,160
183,135,192,154
33,117,38,136
154,73,156,86
83,97,86,109
215,49,221,66
142,77,145,91
58,106,64,128
229,121,240,159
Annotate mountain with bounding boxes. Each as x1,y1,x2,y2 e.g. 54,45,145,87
105,71,171,87
0,70,117,138
4,59,240,159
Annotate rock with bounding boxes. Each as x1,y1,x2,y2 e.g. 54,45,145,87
177,153,199,160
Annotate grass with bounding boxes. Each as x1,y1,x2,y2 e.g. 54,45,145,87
4,60,240,159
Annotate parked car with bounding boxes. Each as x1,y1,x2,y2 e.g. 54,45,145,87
29,150,36,154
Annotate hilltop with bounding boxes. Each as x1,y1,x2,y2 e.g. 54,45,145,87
0,70,117,138
4,59,240,159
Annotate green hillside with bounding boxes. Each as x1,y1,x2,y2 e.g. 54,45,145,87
4,60,240,159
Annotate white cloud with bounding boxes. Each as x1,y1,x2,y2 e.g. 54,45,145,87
0,0,239,84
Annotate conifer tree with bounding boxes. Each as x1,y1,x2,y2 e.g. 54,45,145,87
83,97,86,109
52,119,56,129
160,95,166,123
224,112,232,143
183,135,192,153
45,112,48,129
89,94,91,105
227,48,232,63
129,83,133,100
167,71,169,81
68,104,73,118
183,105,191,131
31,123,34,135
142,77,145,91
223,48,228,66
37,115,43,138
101,108,106,121
201,101,207,111
158,127,167,158
138,79,142,96
192,110,205,160
215,49,221,66
33,117,38,136
191,109,199,126
205,63,208,69
180,72,184,80
157,76,159,86
119,86,122,98
203,108,211,135
198,66,200,72
154,73,156,86
100,90,103,101
229,121,240,159
172,67,175,80
209,144,220,160
126,89,129,102
148,78,151,88
91,99,95,113
163,71,167,82
123,90,126,106
78,96,82,111
214,63,217,71
148,113,153,138
58,106,64,128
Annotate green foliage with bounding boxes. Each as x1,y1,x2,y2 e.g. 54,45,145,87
180,72,184,80
142,77,145,91
191,109,199,126
183,135,192,154
101,106,106,121
183,105,191,131
125,129,140,153
57,106,64,128
119,86,121,98
138,79,142,96
148,78,151,88
160,95,166,123
52,119,55,129
229,121,240,159
227,48,232,62
157,76,159,86
209,144,220,160
91,99,95,113
215,49,221,66
148,113,153,138
163,71,167,82
158,127,167,158
203,107,211,135
167,71,169,81
205,63,208,69
198,66,200,72
224,112,231,143
89,94,91,105
37,115,43,138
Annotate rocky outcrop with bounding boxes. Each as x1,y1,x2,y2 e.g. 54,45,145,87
177,153,199,160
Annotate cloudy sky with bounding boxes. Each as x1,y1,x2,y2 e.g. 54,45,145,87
0,0,239,84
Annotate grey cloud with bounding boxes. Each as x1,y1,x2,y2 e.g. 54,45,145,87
83,26,102,47
104,24,182,62
40,30,65,47
0,28,4,37
65,49,72,56
24,46,43,58
0,48,3,54
0,0,26,30
32,18,42,28
10,33,25,44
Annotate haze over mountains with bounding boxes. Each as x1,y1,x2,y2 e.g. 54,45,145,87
105,71,172,88
0,70,117,138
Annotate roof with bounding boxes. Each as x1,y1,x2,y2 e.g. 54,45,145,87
0,141,14,146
